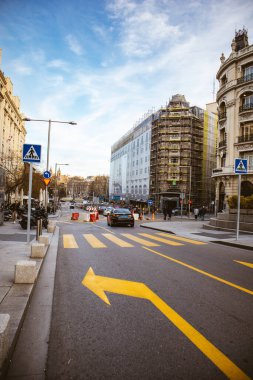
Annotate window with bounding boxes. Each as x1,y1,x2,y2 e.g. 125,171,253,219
244,65,253,81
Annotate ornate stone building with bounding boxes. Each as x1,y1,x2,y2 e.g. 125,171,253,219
0,50,26,171
213,29,253,211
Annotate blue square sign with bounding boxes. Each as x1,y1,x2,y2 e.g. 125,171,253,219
23,144,42,163
234,158,248,174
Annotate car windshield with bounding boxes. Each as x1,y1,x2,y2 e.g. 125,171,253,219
113,208,131,214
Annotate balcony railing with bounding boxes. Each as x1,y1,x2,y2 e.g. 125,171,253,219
239,103,253,113
238,134,253,143
237,73,253,84
219,140,226,148
218,111,227,120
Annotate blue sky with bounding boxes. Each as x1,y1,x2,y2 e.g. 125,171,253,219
1,0,253,177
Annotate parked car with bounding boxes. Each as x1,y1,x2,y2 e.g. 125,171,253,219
172,207,188,216
98,205,107,214
107,208,134,227
103,206,114,216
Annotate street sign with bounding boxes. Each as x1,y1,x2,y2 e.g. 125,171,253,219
23,144,41,163
43,178,51,186
234,158,248,174
148,200,153,205
43,171,51,179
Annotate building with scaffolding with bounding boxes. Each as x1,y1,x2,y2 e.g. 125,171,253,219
110,96,217,210
149,95,217,211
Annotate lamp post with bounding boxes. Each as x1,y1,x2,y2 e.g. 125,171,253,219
179,165,192,216
54,163,69,211
23,118,77,208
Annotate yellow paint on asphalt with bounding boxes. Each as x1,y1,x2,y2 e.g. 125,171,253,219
63,234,78,248
143,247,253,296
102,233,134,247
157,232,207,245
121,233,160,247
83,234,107,248
82,267,250,380
234,261,253,269
139,233,183,246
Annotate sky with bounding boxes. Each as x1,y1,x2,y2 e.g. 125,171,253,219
1,0,253,178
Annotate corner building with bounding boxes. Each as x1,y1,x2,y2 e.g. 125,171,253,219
214,29,253,211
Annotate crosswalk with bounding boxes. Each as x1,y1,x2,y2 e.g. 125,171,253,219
62,232,206,249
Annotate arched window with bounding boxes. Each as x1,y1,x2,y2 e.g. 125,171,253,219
241,180,253,196
218,101,226,120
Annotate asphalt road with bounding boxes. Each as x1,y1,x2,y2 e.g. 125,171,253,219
46,211,253,380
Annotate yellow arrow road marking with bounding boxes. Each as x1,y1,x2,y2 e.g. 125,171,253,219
143,247,253,296
82,268,250,380
121,233,160,247
63,234,78,248
157,232,207,245
234,261,253,269
139,233,183,246
102,233,134,248
83,234,107,248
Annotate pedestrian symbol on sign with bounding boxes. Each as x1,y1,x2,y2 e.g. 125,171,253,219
24,146,39,160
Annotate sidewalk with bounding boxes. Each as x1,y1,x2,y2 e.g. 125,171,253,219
0,219,58,379
140,216,253,250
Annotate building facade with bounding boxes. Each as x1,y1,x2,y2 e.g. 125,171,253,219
110,96,217,210
110,113,155,203
0,60,26,170
213,29,253,211
150,95,217,210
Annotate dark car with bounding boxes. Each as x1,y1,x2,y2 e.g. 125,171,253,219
107,208,134,227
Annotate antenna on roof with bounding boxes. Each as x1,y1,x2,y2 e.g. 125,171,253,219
212,78,216,101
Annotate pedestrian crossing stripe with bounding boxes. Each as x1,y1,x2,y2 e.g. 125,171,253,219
138,233,183,246
62,233,208,249
157,233,207,245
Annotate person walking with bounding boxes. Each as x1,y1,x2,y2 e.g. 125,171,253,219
194,208,199,220
10,200,20,223
163,203,169,220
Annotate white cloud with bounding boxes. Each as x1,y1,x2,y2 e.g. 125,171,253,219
65,34,83,55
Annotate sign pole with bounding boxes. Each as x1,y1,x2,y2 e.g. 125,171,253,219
27,163,33,244
236,174,241,241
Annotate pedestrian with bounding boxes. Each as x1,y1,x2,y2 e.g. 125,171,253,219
163,203,169,220
201,206,206,221
194,208,199,220
168,207,172,220
10,200,20,223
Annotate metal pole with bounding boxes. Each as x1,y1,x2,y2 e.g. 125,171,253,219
189,166,192,217
236,174,241,241
27,163,33,244
45,119,51,208
55,163,57,213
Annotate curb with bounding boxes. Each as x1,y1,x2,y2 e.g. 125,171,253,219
140,224,175,234
210,240,253,251
0,229,55,380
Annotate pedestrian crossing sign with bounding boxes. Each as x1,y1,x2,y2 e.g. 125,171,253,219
234,158,248,174
23,144,41,163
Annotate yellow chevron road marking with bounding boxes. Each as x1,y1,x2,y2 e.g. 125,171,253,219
143,247,253,296
234,261,253,269
63,234,78,248
139,233,183,246
157,232,207,245
121,233,160,247
102,233,134,248
83,234,107,248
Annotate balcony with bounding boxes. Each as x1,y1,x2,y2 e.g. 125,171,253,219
219,140,227,148
237,73,253,84
239,103,253,113
218,111,227,120
238,134,253,143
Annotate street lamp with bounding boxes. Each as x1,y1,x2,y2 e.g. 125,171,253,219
179,165,192,216
54,163,69,210
23,118,77,207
